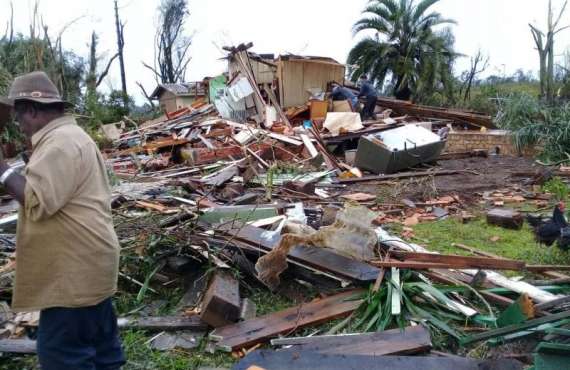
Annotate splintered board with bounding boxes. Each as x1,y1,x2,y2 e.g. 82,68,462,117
390,251,525,270
273,325,432,356
217,223,380,283
209,289,364,351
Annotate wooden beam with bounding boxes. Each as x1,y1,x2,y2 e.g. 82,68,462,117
336,169,472,184
451,243,502,259
391,268,401,315
217,223,380,283
391,251,525,270
271,325,431,356
374,96,493,128
117,315,207,331
209,289,364,351
0,339,37,354
370,261,522,270
200,271,241,328
423,271,515,309
535,295,570,311
486,209,524,230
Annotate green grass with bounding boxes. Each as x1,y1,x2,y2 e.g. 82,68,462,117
0,330,236,370
248,289,296,316
121,330,234,370
412,218,570,266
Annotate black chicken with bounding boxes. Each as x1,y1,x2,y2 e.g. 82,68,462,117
527,202,570,250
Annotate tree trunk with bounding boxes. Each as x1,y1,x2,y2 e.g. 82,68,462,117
539,49,547,99
547,32,555,103
86,31,98,97
114,0,129,110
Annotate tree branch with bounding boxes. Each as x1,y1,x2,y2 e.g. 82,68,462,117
553,0,568,29
136,81,155,109
96,53,120,87
142,61,163,80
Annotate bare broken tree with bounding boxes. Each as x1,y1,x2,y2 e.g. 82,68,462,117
144,0,192,84
460,49,489,102
86,31,119,97
136,81,155,109
530,0,569,102
114,0,128,109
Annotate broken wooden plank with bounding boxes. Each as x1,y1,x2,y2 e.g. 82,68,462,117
391,268,401,315
135,200,178,214
424,271,515,308
336,169,472,184
371,95,494,128
143,138,190,153
0,339,37,354
461,310,570,345
452,243,570,280
199,205,281,224
535,295,570,311
239,298,257,321
271,325,431,356
370,261,522,270
209,289,363,351
266,132,302,146
378,227,558,304
300,133,319,158
200,271,241,328
391,251,525,270
451,243,502,258
217,223,380,283
197,134,216,150
117,315,207,331
464,270,560,304
486,208,524,230
264,83,292,129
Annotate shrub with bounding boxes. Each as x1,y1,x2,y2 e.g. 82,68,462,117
496,93,570,161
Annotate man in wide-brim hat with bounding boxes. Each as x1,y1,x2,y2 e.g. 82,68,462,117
0,71,125,370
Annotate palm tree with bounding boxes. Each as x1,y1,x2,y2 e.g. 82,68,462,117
348,0,458,102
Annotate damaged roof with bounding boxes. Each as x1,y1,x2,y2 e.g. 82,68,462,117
150,82,207,100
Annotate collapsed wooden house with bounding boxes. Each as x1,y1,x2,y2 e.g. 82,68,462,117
227,51,346,109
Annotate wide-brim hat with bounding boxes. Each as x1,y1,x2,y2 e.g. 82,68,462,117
0,71,73,109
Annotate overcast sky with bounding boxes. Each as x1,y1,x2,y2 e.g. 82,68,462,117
1,0,568,103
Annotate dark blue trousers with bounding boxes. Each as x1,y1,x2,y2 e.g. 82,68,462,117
37,298,125,370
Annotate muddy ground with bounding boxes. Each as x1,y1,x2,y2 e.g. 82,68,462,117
352,155,540,203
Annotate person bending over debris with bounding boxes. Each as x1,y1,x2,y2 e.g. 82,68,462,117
0,71,125,370
358,75,378,121
330,82,358,111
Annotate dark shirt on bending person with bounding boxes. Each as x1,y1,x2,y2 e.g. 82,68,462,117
358,81,378,98
331,86,358,107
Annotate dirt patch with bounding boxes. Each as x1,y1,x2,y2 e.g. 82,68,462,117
349,155,541,204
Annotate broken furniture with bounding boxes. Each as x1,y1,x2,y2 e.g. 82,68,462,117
355,124,446,174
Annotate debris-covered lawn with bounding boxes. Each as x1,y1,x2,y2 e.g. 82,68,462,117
1,48,570,369
2,155,569,370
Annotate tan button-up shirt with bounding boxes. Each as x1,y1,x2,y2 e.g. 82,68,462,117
12,115,120,312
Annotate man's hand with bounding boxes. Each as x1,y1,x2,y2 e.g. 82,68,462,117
0,160,26,206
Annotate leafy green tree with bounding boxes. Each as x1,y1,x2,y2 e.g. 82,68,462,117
0,35,85,107
348,0,458,102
